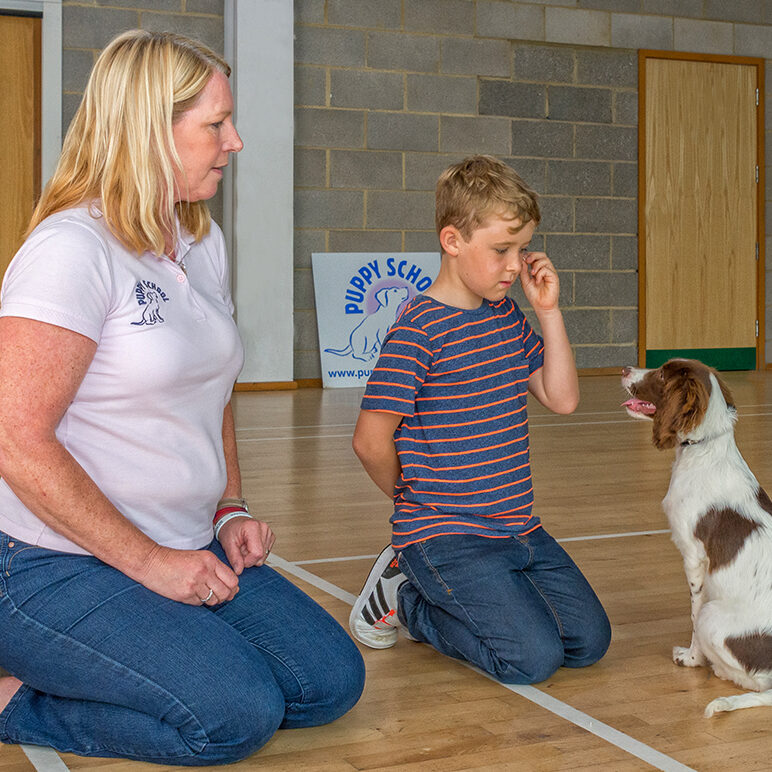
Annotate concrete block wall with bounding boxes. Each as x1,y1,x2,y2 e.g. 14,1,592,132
294,0,772,378
57,2,772,375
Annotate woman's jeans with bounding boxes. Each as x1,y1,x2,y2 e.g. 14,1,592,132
0,533,365,765
397,528,611,684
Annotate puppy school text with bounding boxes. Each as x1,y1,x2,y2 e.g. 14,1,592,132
344,259,432,315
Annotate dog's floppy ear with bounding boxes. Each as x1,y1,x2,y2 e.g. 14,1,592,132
714,371,735,411
652,362,710,449
374,287,389,307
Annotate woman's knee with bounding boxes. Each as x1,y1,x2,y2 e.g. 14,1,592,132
283,632,365,728
323,636,366,719
189,677,285,765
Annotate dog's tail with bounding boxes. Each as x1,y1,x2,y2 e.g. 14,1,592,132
705,689,772,717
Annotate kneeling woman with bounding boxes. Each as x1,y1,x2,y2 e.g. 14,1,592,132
0,29,364,765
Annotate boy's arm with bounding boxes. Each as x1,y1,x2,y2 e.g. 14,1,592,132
520,252,579,415
352,409,404,498
527,307,578,414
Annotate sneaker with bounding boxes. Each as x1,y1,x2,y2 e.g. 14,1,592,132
349,545,406,649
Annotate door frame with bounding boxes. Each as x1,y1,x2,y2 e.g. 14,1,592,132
0,12,41,275
0,0,61,183
637,50,766,369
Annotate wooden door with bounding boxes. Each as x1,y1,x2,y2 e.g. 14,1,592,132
639,52,765,370
0,13,41,279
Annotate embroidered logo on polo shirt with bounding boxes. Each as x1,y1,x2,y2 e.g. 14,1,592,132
131,280,170,326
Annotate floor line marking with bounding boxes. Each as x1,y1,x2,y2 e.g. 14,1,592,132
232,403,772,434
294,553,387,566
490,678,696,772
558,528,671,543
232,420,647,443
237,433,354,443
292,528,673,565
267,551,695,772
20,745,70,771
236,422,357,432
235,411,772,443
267,554,357,605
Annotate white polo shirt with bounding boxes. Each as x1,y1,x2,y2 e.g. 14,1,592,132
0,206,245,554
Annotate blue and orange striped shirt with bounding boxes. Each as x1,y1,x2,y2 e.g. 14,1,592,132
361,295,545,549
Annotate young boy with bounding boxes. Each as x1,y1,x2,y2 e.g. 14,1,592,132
348,155,610,684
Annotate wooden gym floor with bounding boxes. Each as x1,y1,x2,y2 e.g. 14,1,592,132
2,369,772,771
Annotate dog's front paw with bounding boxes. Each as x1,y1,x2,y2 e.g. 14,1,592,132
673,645,706,667
704,697,733,718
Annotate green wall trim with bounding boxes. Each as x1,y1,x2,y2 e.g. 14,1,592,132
645,348,756,371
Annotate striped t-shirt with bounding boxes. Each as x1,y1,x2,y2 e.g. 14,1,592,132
361,294,545,549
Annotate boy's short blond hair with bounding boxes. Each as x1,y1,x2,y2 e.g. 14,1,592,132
435,155,540,238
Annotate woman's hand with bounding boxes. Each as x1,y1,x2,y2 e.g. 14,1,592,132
136,544,240,605
218,517,275,574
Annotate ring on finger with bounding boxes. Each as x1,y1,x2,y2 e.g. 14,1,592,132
201,588,214,603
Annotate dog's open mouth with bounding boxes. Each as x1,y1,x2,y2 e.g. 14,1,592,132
622,397,656,416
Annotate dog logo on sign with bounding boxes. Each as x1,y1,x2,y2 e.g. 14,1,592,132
325,285,409,362
313,252,440,387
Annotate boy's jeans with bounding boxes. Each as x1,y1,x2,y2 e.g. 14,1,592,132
397,528,611,684
0,533,364,765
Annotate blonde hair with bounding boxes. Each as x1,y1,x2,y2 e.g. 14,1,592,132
435,155,540,238
27,29,231,255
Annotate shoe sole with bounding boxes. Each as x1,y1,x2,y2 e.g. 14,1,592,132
348,546,399,649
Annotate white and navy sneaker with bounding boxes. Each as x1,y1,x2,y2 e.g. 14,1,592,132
349,545,407,649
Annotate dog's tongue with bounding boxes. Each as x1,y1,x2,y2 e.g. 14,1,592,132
622,398,656,415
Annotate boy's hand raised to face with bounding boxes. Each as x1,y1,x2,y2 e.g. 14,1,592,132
519,252,560,313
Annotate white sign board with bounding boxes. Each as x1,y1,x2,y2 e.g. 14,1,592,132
312,252,441,388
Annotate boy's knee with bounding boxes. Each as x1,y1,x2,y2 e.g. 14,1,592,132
487,637,564,685
567,611,612,669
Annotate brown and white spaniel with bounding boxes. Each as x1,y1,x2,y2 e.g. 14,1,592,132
622,359,772,717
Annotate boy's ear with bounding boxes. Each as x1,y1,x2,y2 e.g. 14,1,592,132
439,225,462,256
